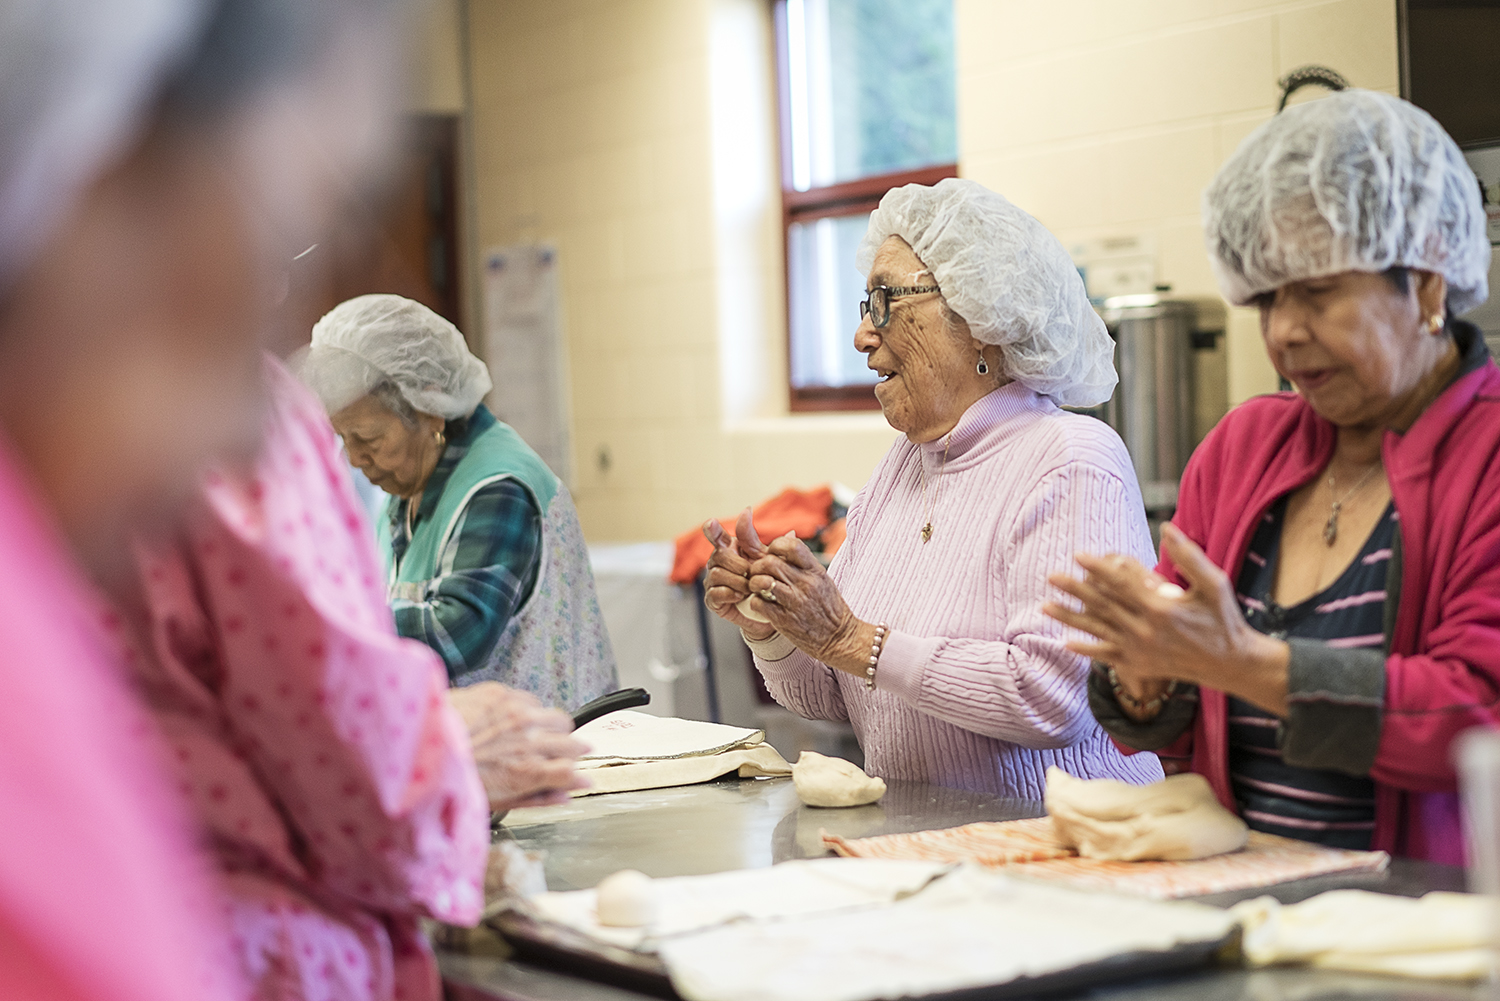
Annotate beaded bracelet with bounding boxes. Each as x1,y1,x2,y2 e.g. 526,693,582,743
1107,666,1177,717
865,623,889,690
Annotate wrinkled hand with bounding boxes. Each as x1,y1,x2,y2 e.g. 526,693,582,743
746,532,865,670
446,682,591,811
1042,522,1289,716
701,508,777,639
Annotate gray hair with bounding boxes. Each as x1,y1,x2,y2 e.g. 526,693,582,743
370,378,418,429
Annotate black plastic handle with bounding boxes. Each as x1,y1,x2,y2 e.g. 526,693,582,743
1276,65,1349,112
571,687,652,728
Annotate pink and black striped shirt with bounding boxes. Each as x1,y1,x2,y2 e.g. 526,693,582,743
1226,497,1399,848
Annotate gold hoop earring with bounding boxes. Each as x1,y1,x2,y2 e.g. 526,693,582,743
433,429,446,449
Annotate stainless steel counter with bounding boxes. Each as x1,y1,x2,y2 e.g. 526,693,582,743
439,775,1485,1001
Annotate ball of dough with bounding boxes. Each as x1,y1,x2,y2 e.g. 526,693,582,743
736,595,771,623
1044,767,1247,861
595,869,657,927
793,751,886,808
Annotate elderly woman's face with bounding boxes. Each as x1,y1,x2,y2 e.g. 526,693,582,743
331,395,444,498
855,236,987,442
1258,269,1451,428
0,21,399,582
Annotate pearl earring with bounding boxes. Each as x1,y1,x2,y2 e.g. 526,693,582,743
1428,313,1444,333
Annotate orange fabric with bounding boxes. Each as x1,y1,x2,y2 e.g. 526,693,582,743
823,817,1071,866
823,818,1390,900
671,486,833,584
820,517,847,559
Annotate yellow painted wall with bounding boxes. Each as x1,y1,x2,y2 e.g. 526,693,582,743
453,0,1399,542
409,0,465,114
957,0,1400,404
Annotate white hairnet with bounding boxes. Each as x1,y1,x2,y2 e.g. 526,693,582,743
855,177,1117,408
300,294,493,420
0,0,207,292
1203,89,1489,314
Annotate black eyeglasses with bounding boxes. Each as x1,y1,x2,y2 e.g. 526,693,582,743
859,284,941,328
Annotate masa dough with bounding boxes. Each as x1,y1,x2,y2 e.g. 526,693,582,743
484,841,548,905
736,596,771,623
1229,889,1497,981
596,869,658,927
794,751,886,808
1045,767,1247,861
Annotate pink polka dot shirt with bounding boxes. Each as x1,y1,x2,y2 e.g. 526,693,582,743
118,357,488,1001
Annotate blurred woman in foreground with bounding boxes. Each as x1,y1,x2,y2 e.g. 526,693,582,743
0,0,412,998
122,356,587,1000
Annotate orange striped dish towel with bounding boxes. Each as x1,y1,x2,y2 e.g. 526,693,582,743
822,820,1390,899
822,817,1074,867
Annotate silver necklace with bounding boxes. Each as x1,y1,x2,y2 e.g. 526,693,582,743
1323,462,1382,546
918,434,953,543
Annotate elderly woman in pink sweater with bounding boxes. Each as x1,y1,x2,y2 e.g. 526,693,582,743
703,179,1162,798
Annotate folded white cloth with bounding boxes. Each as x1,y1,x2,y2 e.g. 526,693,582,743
573,743,791,798
657,866,1234,1001
576,711,765,761
565,712,793,796
528,857,951,950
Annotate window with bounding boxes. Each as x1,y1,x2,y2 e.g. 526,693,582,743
775,0,958,410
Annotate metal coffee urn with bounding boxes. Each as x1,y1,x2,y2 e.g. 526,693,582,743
1094,294,1227,517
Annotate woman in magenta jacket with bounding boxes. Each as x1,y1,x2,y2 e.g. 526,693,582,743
1045,90,1499,864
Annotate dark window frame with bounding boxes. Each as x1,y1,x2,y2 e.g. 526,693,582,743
1398,0,1500,149
772,1,959,413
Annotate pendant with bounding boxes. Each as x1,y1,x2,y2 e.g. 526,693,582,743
921,522,933,543
1323,502,1340,546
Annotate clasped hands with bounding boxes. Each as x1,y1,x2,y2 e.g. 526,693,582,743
701,508,878,678
1042,522,1291,720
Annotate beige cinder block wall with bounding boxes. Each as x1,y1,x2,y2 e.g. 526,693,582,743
466,0,898,542
411,0,464,114
957,0,1400,405
458,0,1398,542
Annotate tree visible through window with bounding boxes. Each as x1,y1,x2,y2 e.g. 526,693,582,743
777,0,958,410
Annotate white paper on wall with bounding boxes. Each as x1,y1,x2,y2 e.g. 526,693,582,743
1467,146,1500,248
1461,148,1500,347
482,244,573,485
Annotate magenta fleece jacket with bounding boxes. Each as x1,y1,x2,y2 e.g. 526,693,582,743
1119,324,1500,864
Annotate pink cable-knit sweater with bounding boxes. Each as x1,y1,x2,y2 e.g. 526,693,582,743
756,384,1164,798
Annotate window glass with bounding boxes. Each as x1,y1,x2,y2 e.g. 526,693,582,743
785,0,957,191
787,212,875,389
